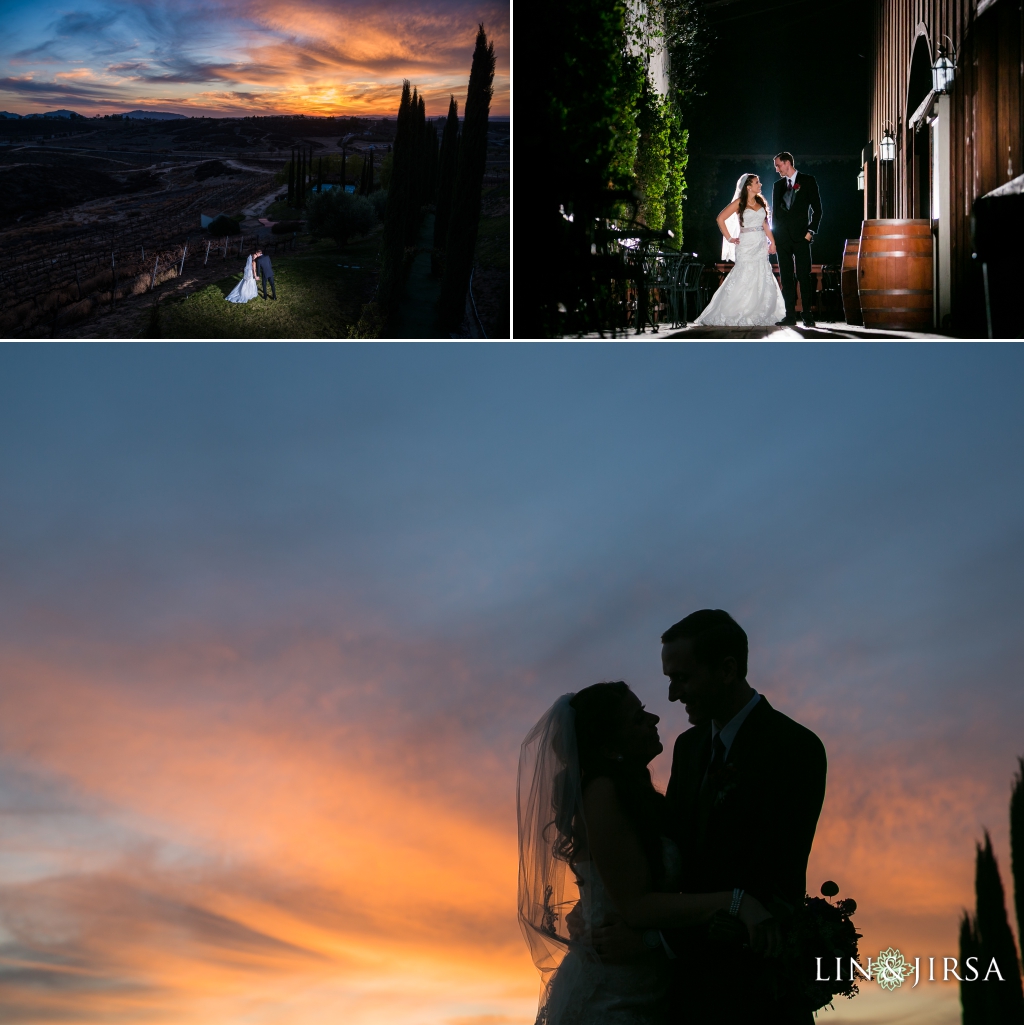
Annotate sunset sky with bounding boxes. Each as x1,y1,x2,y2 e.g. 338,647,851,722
0,0,509,117
1,344,1023,1025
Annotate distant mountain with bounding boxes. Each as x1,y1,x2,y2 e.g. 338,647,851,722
24,109,84,119
0,112,22,119
119,110,188,120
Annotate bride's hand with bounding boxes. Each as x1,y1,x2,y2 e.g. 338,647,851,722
737,894,781,957
728,236,739,245
768,243,776,254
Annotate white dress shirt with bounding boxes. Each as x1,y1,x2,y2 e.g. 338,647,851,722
711,689,761,760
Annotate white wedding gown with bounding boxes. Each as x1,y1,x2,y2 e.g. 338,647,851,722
538,838,682,1025
225,256,258,303
694,206,786,326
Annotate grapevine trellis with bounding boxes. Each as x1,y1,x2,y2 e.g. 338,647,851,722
0,173,296,336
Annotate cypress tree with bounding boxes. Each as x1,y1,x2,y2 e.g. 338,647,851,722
1012,758,1024,953
960,912,985,1025
298,147,304,208
378,81,414,309
288,149,295,206
318,156,323,194
342,143,348,187
427,122,439,205
433,95,460,256
404,88,425,243
975,832,1024,1022
367,149,375,194
436,25,496,333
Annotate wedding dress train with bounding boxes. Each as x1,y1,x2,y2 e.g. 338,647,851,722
225,256,258,303
694,206,786,327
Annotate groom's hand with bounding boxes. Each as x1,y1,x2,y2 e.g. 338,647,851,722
805,231,813,241
591,913,648,963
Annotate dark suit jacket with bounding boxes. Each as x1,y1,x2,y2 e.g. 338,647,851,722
255,254,274,279
771,172,823,244
664,696,826,1023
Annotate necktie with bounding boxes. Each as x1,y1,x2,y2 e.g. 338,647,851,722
697,734,727,839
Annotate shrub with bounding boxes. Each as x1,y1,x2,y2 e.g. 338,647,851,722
206,214,241,235
307,189,376,246
369,189,387,223
271,219,302,234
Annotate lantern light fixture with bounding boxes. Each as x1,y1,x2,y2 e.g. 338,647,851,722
857,168,865,190
932,35,957,93
880,125,896,162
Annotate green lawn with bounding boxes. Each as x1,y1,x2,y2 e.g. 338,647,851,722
153,234,380,338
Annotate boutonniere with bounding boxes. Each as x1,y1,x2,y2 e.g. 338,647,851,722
713,762,741,806
792,182,801,191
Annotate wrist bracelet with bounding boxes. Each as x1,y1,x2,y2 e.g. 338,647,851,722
729,888,744,917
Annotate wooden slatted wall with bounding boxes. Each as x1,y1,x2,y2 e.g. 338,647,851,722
869,0,1023,332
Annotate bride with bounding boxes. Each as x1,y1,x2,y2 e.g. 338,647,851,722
225,254,258,304
518,683,774,1025
694,173,786,328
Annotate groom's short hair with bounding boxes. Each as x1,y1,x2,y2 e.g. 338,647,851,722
775,151,795,165
661,609,748,679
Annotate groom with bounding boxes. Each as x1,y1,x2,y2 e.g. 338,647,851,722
253,249,276,300
771,152,823,328
593,609,827,1024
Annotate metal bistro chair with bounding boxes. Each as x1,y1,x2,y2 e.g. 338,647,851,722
678,258,705,324
659,250,687,326
646,251,680,330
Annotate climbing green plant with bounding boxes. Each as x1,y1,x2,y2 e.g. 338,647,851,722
663,104,688,250
634,77,670,230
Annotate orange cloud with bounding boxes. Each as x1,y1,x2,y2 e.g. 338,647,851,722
0,644,534,1022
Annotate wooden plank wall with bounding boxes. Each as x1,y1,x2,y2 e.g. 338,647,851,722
870,0,1023,332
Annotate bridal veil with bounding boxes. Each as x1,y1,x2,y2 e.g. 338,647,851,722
517,694,602,1017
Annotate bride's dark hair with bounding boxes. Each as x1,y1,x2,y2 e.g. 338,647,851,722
554,681,670,886
737,173,769,227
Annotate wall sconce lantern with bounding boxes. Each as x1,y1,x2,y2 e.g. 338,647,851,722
932,36,957,93
857,168,865,190
880,128,896,162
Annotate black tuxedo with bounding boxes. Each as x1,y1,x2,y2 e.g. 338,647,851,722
255,253,275,299
664,696,827,1024
771,172,823,323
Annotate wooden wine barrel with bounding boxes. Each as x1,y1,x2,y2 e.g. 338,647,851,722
841,238,863,325
857,220,933,330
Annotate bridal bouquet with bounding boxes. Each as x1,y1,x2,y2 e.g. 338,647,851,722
772,881,862,1013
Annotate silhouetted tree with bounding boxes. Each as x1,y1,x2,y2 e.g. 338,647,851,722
288,148,295,206
318,156,324,194
377,81,415,309
361,149,375,196
975,832,1024,1022
433,95,459,258
405,88,426,243
960,912,985,1025
1012,759,1024,954
427,121,439,205
436,25,496,333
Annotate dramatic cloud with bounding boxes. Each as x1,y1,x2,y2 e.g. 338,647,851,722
0,0,509,115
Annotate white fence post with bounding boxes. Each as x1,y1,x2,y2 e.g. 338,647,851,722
150,256,159,290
